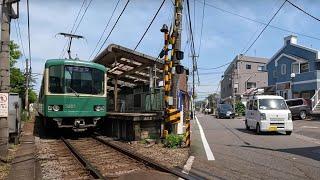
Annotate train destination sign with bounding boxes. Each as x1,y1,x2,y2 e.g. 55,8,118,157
0,93,9,117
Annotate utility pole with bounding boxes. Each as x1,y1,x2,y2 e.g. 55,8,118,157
25,58,29,116
0,0,19,160
171,0,183,107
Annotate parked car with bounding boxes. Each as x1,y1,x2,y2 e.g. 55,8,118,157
285,98,311,120
216,104,235,119
245,95,293,135
204,108,212,114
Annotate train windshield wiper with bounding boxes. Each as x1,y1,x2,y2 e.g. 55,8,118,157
68,86,79,97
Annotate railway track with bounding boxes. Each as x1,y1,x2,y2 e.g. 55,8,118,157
61,136,196,180
36,139,92,179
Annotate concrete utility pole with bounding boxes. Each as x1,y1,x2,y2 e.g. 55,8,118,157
171,0,183,107
25,58,29,115
0,0,19,160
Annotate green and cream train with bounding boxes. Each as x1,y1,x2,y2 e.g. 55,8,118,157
37,59,107,131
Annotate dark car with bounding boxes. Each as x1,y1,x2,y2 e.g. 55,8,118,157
285,98,311,120
216,104,235,119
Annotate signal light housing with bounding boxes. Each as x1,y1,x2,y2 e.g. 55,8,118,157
175,50,184,60
176,65,184,74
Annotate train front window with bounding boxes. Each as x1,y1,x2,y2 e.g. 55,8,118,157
65,66,104,95
48,65,104,95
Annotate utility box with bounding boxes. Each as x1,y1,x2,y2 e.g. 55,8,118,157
8,93,21,143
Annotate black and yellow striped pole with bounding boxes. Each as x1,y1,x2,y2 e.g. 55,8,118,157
160,24,181,136
185,117,191,147
161,24,170,137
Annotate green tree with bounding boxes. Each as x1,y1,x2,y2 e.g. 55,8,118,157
9,41,37,104
235,101,246,116
28,90,37,103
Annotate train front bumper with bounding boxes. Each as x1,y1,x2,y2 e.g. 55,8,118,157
53,117,101,130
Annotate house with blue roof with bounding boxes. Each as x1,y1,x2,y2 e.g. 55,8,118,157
267,35,320,112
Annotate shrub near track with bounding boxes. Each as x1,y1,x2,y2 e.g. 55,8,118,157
165,134,184,148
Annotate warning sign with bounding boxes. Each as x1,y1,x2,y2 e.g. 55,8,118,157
0,93,8,117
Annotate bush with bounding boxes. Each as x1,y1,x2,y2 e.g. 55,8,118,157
21,110,29,122
164,134,184,148
235,101,246,116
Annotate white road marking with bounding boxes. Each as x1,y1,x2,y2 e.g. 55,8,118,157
301,126,319,129
293,133,320,145
178,156,195,180
182,156,195,174
195,116,215,161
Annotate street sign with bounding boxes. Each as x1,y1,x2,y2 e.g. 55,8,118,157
0,93,9,117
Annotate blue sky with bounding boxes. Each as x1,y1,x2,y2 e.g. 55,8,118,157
11,0,320,99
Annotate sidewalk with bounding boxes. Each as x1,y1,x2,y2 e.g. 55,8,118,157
8,119,40,180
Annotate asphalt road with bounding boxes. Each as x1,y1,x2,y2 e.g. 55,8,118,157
190,113,320,180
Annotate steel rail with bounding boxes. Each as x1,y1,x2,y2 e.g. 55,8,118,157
92,135,199,180
61,137,105,179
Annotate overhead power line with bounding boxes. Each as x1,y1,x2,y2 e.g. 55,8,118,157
134,0,166,51
94,0,130,59
70,0,87,34
287,0,320,22
13,20,26,57
196,0,320,41
198,0,287,72
197,0,205,56
198,61,232,70
242,0,287,55
88,0,121,60
59,0,87,58
59,0,92,58
73,0,93,33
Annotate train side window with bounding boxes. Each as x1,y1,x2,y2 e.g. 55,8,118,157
39,78,44,99
49,65,64,93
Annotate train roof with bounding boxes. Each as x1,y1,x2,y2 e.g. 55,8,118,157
45,59,106,71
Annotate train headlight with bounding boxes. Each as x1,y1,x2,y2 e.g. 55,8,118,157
94,105,105,111
52,105,60,112
48,105,62,111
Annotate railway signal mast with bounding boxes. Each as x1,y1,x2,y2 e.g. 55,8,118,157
160,0,190,146
58,32,84,59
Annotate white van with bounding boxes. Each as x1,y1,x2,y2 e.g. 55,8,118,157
245,95,293,135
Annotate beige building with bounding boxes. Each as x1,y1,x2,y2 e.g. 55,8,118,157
221,55,268,101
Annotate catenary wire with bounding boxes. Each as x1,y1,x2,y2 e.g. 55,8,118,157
88,0,121,60
94,0,130,59
134,0,166,51
59,0,91,58
59,0,87,58
73,0,93,33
